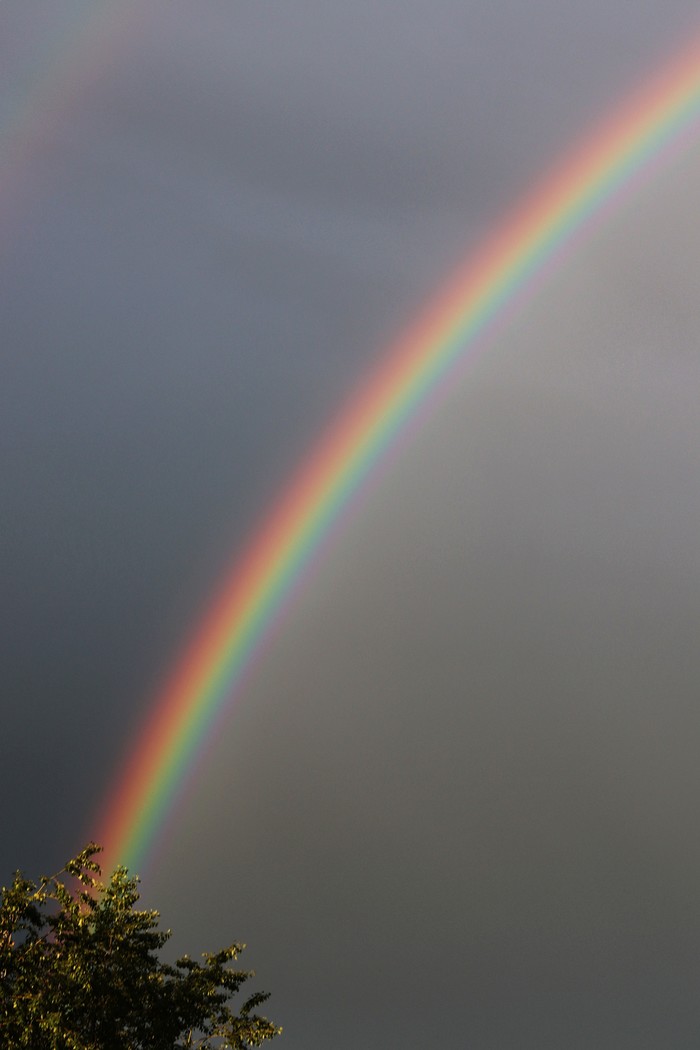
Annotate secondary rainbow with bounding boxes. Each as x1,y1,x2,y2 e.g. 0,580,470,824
97,31,700,875
0,8,150,243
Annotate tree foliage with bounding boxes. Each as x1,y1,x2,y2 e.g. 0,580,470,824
0,843,281,1049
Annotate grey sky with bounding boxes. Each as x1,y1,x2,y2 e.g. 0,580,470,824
3,3,700,1046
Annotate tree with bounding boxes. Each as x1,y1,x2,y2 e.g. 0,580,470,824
0,843,281,1049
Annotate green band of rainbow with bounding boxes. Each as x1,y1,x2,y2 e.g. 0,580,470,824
96,31,700,875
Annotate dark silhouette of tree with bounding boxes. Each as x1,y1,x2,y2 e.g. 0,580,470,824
0,843,281,1049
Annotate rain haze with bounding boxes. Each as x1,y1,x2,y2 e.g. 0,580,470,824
3,3,700,1047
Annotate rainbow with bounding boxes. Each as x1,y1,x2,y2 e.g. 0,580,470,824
0,8,150,240
96,30,700,875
